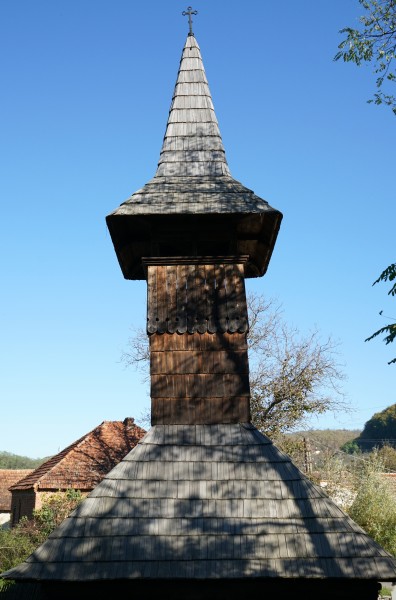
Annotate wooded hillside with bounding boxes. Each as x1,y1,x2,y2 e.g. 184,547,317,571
288,429,361,452
0,451,47,469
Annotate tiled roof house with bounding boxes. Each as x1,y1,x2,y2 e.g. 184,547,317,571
0,470,33,527
3,11,396,600
9,418,146,526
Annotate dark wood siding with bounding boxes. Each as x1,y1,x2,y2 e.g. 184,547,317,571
148,260,251,425
146,262,248,335
150,331,250,424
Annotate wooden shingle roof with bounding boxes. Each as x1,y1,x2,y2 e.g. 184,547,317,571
3,423,396,582
106,35,283,280
157,34,229,179
9,418,146,492
108,34,279,216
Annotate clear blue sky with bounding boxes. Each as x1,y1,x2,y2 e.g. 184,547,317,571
1,0,394,458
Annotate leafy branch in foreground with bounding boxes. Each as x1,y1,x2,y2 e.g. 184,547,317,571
365,263,396,364
334,0,396,114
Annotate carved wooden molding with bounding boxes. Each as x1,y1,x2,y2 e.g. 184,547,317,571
146,262,248,334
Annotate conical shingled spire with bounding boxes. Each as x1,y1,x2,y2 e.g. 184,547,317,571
106,34,283,281
156,35,231,178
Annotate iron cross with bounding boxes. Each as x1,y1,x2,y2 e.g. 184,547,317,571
182,6,198,36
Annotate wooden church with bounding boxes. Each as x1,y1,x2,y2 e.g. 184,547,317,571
3,9,396,600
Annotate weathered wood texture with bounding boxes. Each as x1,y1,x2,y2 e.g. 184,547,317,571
150,332,250,424
150,330,247,351
148,261,250,424
151,397,249,425
105,34,283,281
5,424,396,585
147,262,248,334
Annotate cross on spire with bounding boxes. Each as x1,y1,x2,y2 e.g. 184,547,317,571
182,6,198,36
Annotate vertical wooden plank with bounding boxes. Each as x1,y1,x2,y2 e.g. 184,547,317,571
156,266,167,334
157,332,165,351
147,265,157,334
182,349,195,374
201,264,210,334
196,265,207,334
187,264,197,333
171,348,180,373
167,265,177,333
225,263,238,333
176,264,188,333
186,397,195,425
150,351,160,375
205,264,217,334
161,399,171,424
216,264,227,333
200,348,207,372
234,263,248,333
165,346,174,375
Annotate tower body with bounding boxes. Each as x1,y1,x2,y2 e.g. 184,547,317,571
106,34,282,427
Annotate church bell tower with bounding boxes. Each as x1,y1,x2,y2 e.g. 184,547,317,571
106,9,283,426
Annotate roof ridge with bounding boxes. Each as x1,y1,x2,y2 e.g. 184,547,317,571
8,431,90,490
9,419,144,491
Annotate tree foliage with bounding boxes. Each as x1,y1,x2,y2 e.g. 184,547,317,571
355,403,396,450
347,449,396,554
334,0,396,114
0,489,83,574
18,489,84,545
0,526,36,576
315,452,356,508
0,452,46,470
300,440,396,554
365,263,396,364
377,443,396,470
341,439,362,454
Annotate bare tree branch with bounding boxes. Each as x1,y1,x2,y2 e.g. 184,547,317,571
247,293,349,440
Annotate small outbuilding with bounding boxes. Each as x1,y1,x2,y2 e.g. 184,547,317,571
0,470,33,528
9,417,145,526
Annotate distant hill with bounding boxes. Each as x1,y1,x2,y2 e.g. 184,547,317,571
0,451,49,469
353,403,396,451
287,429,362,452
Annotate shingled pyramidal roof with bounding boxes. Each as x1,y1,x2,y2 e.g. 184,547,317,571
3,25,396,599
5,423,396,582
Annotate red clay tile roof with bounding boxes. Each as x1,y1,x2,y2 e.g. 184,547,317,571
9,418,146,492
0,470,33,511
